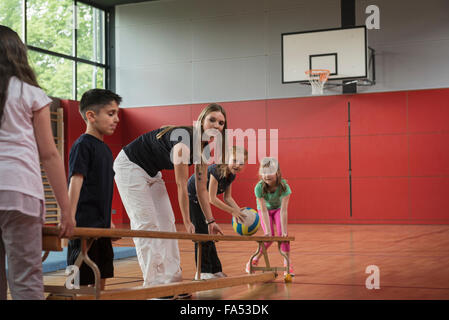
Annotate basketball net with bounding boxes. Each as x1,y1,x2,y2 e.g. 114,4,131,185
305,69,330,95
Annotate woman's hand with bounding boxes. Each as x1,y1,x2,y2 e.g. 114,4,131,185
184,221,195,234
208,222,223,235
232,208,247,224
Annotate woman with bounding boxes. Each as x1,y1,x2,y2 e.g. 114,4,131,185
113,103,227,293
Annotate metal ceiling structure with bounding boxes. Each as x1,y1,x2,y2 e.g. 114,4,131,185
79,0,155,10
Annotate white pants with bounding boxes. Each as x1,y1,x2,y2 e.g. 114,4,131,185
113,150,182,287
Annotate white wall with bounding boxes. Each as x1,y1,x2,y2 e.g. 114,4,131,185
355,0,449,93
116,0,449,107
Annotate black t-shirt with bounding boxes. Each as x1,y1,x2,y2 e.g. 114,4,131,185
123,127,195,177
187,164,236,201
68,134,114,228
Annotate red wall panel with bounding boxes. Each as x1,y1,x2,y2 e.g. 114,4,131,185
121,105,192,146
212,100,267,131
351,178,409,222
277,137,348,179
410,177,449,221
350,92,408,135
408,89,449,133
351,135,409,177
288,178,350,223
266,96,347,139
409,133,449,176
62,87,449,225
228,179,260,210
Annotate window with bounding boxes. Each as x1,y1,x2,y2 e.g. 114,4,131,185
77,62,105,100
28,50,74,99
1,0,109,100
77,2,105,64
27,0,74,56
0,0,23,38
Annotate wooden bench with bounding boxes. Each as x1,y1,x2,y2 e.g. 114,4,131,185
42,226,294,300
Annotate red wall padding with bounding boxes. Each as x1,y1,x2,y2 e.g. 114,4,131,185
61,87,449,225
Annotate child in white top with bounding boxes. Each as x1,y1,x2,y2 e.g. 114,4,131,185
0,26,74,300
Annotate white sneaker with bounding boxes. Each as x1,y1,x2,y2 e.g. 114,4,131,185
213,272,227,278
194,272,218,280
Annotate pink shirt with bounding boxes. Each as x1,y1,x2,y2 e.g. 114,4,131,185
0,77,52,219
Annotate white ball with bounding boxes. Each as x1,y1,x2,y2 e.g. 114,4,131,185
240,207,258,227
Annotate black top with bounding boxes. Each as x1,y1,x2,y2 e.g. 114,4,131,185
187,164,236,201
68,134,114,228
123,127,195,177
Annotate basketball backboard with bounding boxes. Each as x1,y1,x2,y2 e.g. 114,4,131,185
282,26,369,84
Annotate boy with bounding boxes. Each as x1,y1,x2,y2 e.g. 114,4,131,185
66,89,121,290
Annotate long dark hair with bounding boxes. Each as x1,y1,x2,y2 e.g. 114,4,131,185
0,25,40,127
156,103,228,164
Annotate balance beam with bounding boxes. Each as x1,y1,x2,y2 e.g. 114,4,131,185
42,227,294,300
42,226,294,243
80,273,276,300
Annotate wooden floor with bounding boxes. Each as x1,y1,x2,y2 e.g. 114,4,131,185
42,223,449,300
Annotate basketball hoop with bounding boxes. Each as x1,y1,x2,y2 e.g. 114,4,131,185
305,69,330,95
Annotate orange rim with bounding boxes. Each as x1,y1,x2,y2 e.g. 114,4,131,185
305,69,330,82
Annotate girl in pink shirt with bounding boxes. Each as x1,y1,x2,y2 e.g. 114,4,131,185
0,26,74,300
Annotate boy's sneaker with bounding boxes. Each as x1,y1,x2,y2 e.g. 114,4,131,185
150,295,175,300
176,293,192,299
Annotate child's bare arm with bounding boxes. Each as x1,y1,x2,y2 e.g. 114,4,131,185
257,198,271,236
68,174,84,224
280,195,290,236
33,105,74,237
210,178,245,223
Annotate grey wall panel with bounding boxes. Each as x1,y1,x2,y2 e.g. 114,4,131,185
267,53,311,98
116,0,194,27
192,56,267,103
357,0,449,46
117,63,192,108
190,0,265,19
264,0,339,11
356,40,449,93
116,21,192,68
192,13,265,61
354,0,449,93
115,0,449,107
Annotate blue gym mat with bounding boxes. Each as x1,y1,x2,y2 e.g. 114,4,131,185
41,247,137,273
5,247,137,274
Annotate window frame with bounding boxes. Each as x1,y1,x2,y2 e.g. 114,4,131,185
21,0,112,99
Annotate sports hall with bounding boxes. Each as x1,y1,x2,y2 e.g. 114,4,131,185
1,0,448,302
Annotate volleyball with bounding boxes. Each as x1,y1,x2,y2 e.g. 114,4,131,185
232,207,260,236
